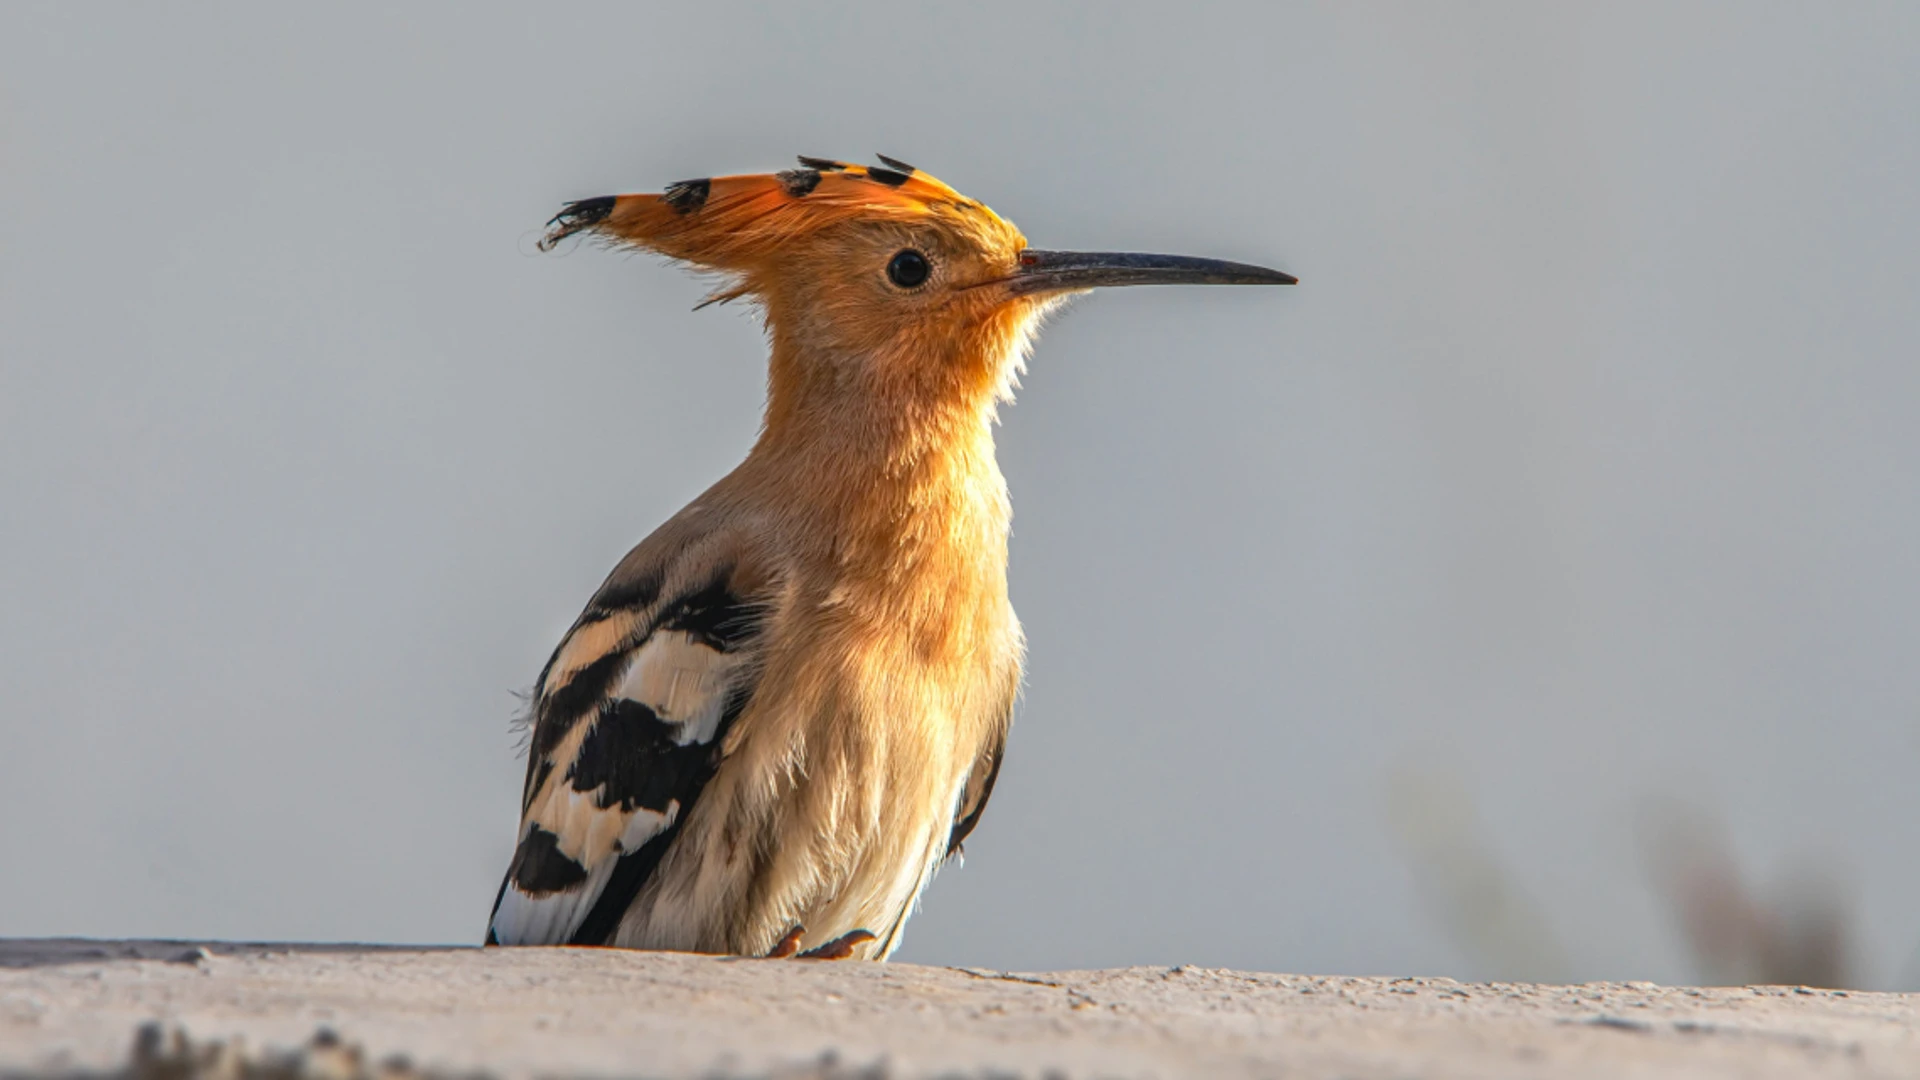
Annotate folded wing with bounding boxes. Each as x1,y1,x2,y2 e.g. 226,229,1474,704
488,566,765,947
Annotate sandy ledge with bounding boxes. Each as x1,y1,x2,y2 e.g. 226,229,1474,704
1,939,1916,1079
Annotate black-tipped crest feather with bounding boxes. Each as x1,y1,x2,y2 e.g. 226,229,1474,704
663,178,712,214
538,196,617,251
778,169,822,197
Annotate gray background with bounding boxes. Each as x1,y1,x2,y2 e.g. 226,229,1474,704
2,2,1916,987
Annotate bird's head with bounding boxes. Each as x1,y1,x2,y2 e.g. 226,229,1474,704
542,155,1293,423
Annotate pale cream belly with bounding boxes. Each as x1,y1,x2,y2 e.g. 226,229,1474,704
608,632,1010,959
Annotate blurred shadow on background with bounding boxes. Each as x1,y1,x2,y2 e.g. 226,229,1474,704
1385,767,1570,985
1637,798,1852,990
1389,766,1915,991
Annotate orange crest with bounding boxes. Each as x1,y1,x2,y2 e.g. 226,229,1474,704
539,155,1017,273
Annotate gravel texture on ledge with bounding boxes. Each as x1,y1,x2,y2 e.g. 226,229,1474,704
1,939,1916,1079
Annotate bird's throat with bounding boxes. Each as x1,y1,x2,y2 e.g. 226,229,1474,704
743,338,1015,581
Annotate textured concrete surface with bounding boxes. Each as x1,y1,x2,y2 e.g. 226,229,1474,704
2,940,1917,1079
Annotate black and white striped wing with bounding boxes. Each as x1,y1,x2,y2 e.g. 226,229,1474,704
488,572,763,947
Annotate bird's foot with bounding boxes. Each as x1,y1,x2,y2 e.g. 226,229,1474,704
760,925,876,960
796,929,877,961
765,925,806,960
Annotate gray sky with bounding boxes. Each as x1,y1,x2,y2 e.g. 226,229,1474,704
2,2,1917,986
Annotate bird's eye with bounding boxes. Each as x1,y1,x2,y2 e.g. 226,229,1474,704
886,249,931,289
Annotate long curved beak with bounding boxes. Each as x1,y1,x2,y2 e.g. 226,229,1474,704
1008,249,1296,296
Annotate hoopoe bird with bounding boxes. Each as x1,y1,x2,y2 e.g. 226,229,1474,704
488,156,1293,960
